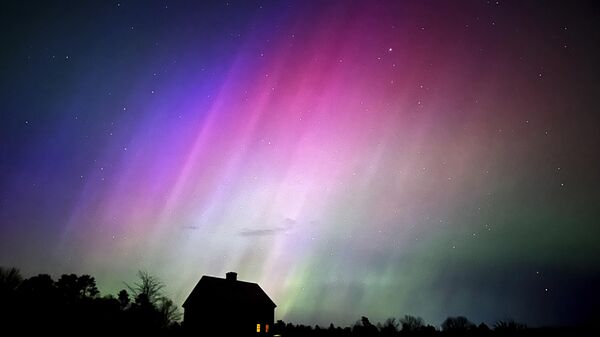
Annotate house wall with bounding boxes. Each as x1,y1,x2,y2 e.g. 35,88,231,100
184,302,274,336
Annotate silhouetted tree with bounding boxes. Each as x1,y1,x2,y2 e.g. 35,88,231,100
401,314,425,332
494,319,527,332
125,271,180,330
441,316,475,332
158,296,181,326
16,274,59,332
476,323,491,333
128,292,163,332
88,295,122,332
380,317,399,335
421,325,438,335
118,289,130,309
19,274,56,300
77,274,99,298
273,319,286,335
0,266,22,295
353,316,379,336
126,270,165,306
0,266,24,333
56,274,80,300
56,273,99,302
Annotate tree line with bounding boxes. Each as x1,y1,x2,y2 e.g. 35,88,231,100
0,266,592,336
0,266,181,335
268,314,590,337
269,315,577,337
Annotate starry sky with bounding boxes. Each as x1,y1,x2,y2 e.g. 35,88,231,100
1,0,600,328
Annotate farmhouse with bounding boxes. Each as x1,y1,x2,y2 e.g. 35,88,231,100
183,272,276,336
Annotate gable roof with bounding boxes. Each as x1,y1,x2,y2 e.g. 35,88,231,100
183,275,276,309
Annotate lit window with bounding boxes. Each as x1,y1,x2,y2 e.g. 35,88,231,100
256,323,261,332
265,324,269,333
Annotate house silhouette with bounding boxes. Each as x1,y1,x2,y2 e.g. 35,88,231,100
183,272,276,336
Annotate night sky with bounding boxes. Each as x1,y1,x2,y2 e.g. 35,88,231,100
1,0,600,328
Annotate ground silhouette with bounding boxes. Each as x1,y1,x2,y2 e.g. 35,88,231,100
0,266,594,336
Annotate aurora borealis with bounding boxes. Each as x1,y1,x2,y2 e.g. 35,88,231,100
1,0,600,328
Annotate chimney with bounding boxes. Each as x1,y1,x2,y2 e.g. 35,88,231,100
226,272,237,281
